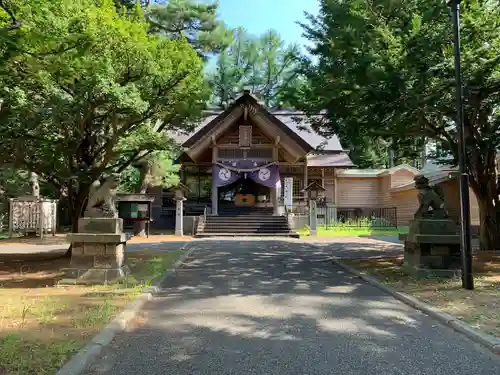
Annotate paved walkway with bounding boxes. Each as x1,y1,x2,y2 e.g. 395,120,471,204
85,240,499,375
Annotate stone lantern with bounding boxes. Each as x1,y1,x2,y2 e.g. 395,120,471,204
301,181,326,236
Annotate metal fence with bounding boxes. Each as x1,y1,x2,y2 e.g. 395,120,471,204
317,206,398,228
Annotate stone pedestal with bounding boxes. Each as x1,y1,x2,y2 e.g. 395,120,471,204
400,218,461,278
64,218,130,284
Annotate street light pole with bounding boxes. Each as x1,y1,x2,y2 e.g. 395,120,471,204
449,0,474,290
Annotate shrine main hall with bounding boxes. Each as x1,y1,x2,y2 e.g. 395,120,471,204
161,91,354,220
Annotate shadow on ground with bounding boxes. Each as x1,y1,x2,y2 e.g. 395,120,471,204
85,239,499,375
307,236,403,259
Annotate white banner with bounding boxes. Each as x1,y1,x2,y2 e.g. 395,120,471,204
284,177,293,210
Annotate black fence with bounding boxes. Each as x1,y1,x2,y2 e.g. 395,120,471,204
316,206,398,228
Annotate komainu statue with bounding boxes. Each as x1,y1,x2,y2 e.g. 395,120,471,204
413,175,448,219
84,174,119,218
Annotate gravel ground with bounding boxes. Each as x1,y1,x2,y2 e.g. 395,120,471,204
85,239,500,375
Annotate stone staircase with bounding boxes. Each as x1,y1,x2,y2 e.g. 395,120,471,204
195,206,299,238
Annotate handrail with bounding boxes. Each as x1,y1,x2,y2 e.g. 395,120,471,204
203,206,207,223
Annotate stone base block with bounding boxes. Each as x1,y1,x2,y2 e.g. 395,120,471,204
77,217,123,234
404,240,461,278
408,218,458,236
65,233,129,285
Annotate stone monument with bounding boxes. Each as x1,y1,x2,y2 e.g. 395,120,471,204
400,175,461,277
65,174,130,284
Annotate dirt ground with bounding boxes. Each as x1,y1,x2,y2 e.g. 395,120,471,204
344,254,500,338
0,233,193,246
0,250,184,375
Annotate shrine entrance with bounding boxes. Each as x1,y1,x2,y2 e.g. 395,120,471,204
219,177,271,208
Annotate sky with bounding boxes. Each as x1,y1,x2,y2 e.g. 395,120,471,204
216,0,320,47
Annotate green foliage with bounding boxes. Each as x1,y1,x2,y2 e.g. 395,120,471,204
297,0,500,248
0,166,29,229
0,0,206,223
118,151,180,193
146,0,233,58
207,28,301,108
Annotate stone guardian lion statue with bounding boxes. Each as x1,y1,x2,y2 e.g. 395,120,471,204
413,175,448,219
84,174,119,218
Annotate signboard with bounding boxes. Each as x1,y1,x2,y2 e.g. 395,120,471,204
284,177,293,210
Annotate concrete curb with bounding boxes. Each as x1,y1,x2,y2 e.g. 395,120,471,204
55,242,198,375
332,257,500,355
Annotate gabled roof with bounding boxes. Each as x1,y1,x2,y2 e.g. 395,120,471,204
337,163,420,178
169,93,345,152
390,164,458,192
378,164,420,176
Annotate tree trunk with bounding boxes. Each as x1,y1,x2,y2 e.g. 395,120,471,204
476,195,500,251
133,161,152,237
64,183,90,257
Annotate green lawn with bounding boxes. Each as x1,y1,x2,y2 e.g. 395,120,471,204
298,226,408,237
0,250,184,375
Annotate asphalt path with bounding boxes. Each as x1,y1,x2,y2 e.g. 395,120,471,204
85,239,500,375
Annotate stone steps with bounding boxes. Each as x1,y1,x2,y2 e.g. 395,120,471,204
196,208,298,238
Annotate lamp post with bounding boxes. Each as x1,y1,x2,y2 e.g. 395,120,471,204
448,0,474,290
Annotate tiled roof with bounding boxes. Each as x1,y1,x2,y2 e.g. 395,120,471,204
306,152,355,167
168,107,344,152
337,169,386,177
270,110,344,151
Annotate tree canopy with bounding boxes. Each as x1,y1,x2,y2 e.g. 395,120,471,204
297,0,500,249
0,0,206,228
145,0,233,58
207,28,300,109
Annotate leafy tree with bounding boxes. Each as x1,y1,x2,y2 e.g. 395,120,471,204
298,0,500,249
118,151,180,194
207,28,300,108
146,0,233,58
118,150,180,236
0,0,206,233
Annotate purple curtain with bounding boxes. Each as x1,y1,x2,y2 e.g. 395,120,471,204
212,165,241,187
248,165,281,188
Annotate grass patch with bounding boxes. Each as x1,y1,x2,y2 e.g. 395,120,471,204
343,255,500,338
0,249,184,375
298,225,408,237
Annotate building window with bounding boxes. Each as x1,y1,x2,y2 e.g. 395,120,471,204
239,126,252,147
279,177,304,200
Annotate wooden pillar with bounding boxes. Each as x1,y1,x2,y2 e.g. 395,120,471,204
197,166,201,201
303,159,308,206
211,145,218,215
334,169,338,204
272,144,279,215
180,166,185,184
333,169,338,222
